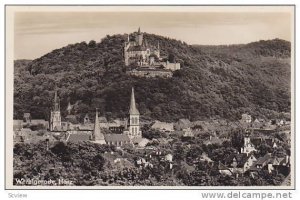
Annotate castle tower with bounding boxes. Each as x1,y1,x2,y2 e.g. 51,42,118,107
128,87,141,138
50,90,61,131
135,27,143,46
92,108,106,144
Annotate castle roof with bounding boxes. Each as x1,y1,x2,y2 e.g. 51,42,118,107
129,87,139,115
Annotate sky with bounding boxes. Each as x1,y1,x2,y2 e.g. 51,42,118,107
13,7,293,60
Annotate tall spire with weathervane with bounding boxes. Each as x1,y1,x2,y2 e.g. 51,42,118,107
128,87,141,138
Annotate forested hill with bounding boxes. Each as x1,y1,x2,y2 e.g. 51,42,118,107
14,33,291,122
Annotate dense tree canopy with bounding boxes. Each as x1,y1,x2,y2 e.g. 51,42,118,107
14,33,291,122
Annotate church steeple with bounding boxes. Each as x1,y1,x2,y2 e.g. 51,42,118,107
92,108,105,143
138,27,141,34
53,90,60,111
50,90,61,131
129,87,139,115
128,87,141,138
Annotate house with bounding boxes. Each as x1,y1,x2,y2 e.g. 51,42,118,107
265,138,278,148
165,153,173,162
249,153,290,175
151,120,174,132
218,162,233,176
65,115,78,124
252,119,263,129
13,120,23,131
199,152,214,163
249,153,273,174
225,153,257,173
132,137,149,148
175,118,191,130
30,119,49,130
240,113,252,123
182,127,194,137
191,121,210,132
203,135,223,145
23,113,31,123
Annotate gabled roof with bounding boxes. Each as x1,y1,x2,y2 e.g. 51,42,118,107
78,124,94,131
132,137,149,144
251,138,263,147
151,120,174,131
218,162,231,171
67,133,90,143
31,119,48,124
99,117,107,123
104,134,131,143
225,153,253,168
255,153,272,165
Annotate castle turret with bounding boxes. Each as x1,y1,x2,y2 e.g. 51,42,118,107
135,27,143,46
128,87,141,138
50,90,61,131
92,108,106,144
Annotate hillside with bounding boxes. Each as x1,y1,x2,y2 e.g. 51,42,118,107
13,33,291,122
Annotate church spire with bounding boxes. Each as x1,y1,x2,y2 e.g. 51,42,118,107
93,108,105,141
138,27,141,34
53,90,60,111
129,87,139,115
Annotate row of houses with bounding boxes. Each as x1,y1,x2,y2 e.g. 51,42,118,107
219,152,290,177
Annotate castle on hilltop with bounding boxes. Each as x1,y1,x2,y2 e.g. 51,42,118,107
124,27,160,66
124,28,181,77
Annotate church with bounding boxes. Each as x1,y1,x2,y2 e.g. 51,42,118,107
49,87,142,147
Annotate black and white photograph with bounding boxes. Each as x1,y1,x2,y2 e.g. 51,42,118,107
5,5,294,189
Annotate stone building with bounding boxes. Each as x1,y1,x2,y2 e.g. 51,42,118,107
124,27,160,66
